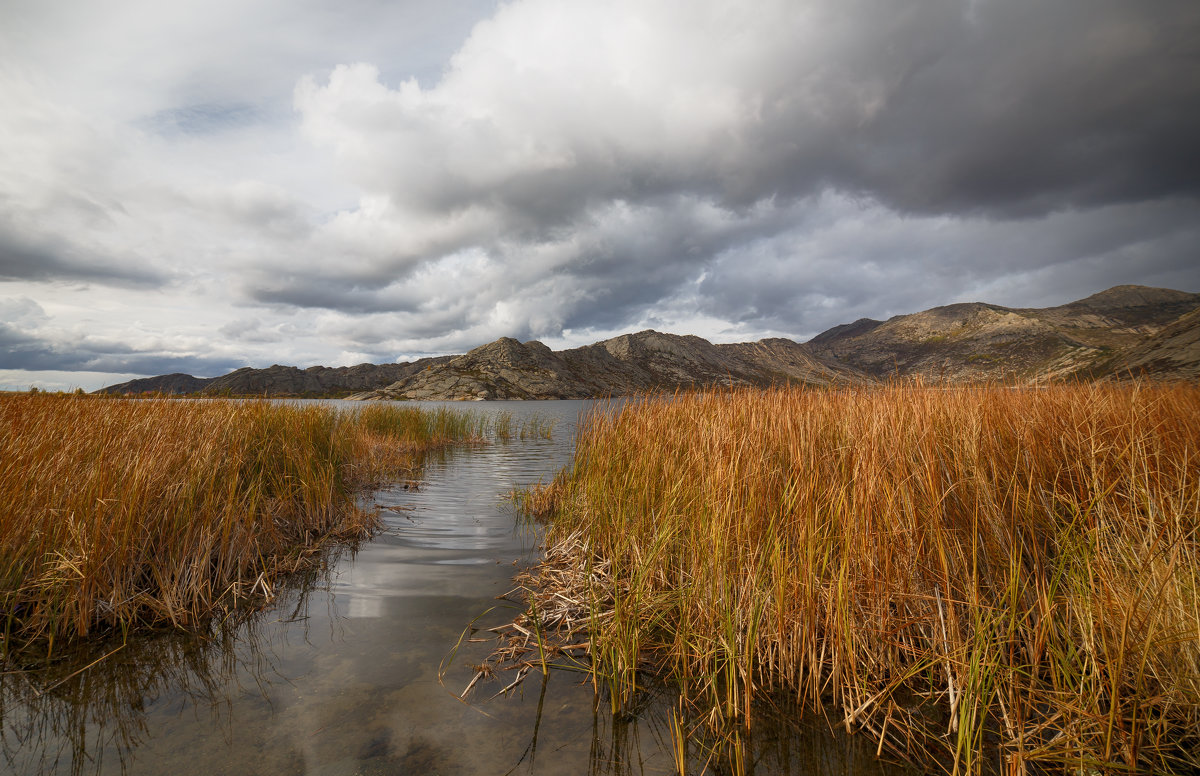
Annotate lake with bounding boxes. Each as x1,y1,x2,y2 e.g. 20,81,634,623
0,400,913,775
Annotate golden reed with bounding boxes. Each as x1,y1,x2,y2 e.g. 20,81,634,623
523,383,1200,774
0,395,482,658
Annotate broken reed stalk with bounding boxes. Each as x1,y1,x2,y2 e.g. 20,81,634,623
0,395,484,660
515,382,1200,774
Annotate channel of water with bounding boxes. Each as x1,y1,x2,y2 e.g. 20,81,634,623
0,400,915,775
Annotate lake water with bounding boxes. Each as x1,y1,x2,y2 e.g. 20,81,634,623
0,400,914,775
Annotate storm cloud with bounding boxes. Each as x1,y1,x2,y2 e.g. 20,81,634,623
1,0,1197,389
298,0,1200,217
281,0,1200,327
0,229,167,287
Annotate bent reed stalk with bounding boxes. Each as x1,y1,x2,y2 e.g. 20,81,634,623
0,395,484,659
521,383,1200,774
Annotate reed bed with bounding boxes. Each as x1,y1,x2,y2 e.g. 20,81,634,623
517,383,1200,774
0,395,482,658
483,410,557,442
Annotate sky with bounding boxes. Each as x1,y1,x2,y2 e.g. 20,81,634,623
1,0,1198,391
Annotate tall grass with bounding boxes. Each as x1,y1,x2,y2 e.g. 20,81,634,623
0,395,481,658
481,410,556,442
522,384,1200,774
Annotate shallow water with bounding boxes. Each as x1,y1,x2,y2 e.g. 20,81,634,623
1,400,916,775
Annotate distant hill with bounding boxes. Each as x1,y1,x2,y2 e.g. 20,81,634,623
99,373,213,395
1101,305,1200,380
354,331,864,400
97,358,454,397
97,285,1199,398
806,285,1200,382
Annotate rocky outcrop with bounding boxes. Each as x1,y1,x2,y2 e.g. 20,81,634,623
807,285,1200,382
97,373,212,395
203,359,454,396
355,331,865,400
98,358,454,396
716,337,869,386
1101,306,1200,380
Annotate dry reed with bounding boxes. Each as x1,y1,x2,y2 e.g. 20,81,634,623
518,383,1200,774
0,395,482,659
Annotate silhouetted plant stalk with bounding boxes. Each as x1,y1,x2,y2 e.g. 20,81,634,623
0,395,484,660
515,383,1200,774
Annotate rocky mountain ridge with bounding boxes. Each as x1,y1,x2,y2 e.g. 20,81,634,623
354,331,864,401
806,285,1199,382
98,358,454,397
97,285,1200,399
1102,305,1200,380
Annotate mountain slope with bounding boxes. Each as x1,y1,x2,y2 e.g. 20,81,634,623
98,373,212,395
1102,306,1200,380
98,358,454,396
359,331,864,400
806,285,1200,381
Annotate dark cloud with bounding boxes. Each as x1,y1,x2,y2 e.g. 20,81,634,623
695,197,1200,337
302,1,1200,226
247,276,408,314
0,322,39,350
0,226,167,287
0,298,242,376
831,0,1200,216
0,323,245,376
748,0,1200,216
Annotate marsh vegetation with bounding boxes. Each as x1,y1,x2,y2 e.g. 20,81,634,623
514,384,1200,774
0,395,488,660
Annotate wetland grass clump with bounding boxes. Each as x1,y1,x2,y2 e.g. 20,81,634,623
522,384,1200,774
0,395,480,658
480,410,555,442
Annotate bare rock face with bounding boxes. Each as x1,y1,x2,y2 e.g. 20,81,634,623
1103,307,1200,380
362,331,865,400
716,338,869,385
807,285,1200,382
96,373,212,395
204,360,454,396
367,338,576,400
98,358,454,396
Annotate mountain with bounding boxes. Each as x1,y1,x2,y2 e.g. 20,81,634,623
353,331,864,400
97,285,1200,399
98,373,213,395
1101,306,1200,380
97,358,454,397
806,285,1200,382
